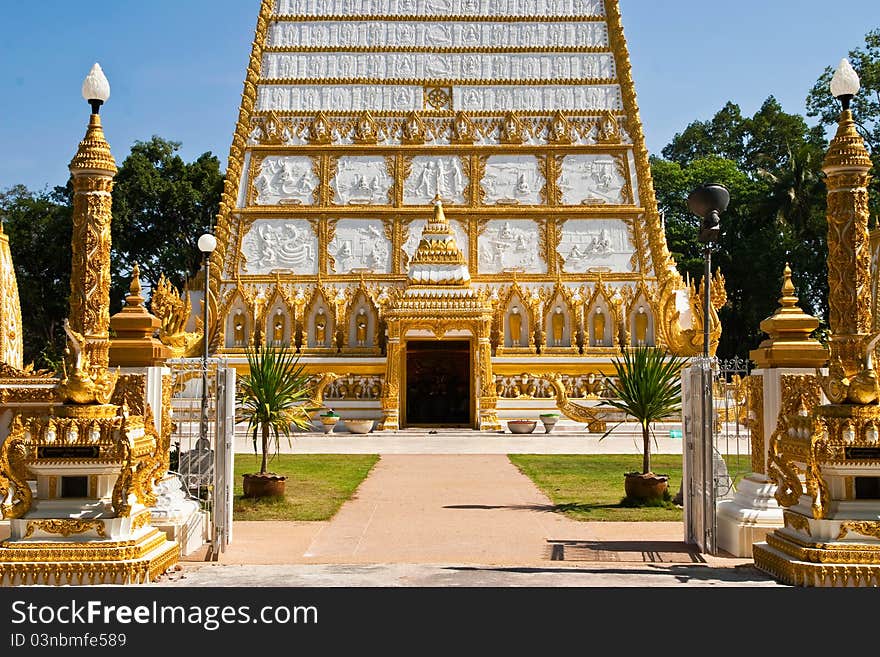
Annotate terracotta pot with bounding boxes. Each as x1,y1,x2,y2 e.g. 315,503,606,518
242,473,287,499
624,472,669,500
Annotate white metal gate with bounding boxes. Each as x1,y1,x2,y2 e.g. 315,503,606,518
167,358,235,559
683,356,752,554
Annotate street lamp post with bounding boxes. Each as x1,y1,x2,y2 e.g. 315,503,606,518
687,183,730,555
197,233,217,449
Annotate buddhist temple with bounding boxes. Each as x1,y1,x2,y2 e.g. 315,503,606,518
209,0,720,429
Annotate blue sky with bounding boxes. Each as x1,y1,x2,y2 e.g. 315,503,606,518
2,1,878,192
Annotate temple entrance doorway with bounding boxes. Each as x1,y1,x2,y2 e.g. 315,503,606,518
404,340,473,427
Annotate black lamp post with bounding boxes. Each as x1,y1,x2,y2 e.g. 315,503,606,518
687,182,730,555
197,233,217,449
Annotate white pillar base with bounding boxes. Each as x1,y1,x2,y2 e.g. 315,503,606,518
716,474,784,557
150,474,206,557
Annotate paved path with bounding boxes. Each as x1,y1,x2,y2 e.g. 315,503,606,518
162,454,778,586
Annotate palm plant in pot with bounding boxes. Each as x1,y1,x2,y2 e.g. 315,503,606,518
237,341,314,498
599,346,685,503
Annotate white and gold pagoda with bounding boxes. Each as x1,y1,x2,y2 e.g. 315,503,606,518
205,0,722,429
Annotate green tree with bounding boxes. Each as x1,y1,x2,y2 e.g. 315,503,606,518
0,184,73,369
806,28,880,223
111,136,224,309
1,137,224,367
653,98,830,359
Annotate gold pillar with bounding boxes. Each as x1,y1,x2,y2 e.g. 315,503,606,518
68,112,118,375
823,107,874,392
754,77,880,586
477,318,501,431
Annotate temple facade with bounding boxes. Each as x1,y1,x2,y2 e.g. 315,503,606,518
209,0,719,429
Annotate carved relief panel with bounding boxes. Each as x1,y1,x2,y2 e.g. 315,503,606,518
478,220,546,275
274,1,607,20
455,85,622,112
481,155,545,206
404,156,468,206
558,155,631,206
241,219,319,275
557,220,635,274
252,156,319,206
332,157,393,206
328,220,392,274
403,218,470,266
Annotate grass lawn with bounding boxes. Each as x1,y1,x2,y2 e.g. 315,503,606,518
509,454,751,522
233,454,380,521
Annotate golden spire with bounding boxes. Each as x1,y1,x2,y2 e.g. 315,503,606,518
69,114,118,175
109,263,169,368
407,198,471,286
750,264,828,369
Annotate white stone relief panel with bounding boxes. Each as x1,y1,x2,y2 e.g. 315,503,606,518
478,220,546,274
557,219,635,274
404,157,468,205
455,85,622,112
275,0,605,18
253,156,318,206
241,219,318,275
267,21,609,49
481,156,544,206
403,218,470,264
333,157,393,206
263,52,616,82
559,155,629,206
328,220,392,274
257,85,422,112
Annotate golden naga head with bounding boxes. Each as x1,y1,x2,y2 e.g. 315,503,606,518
57,319,118,406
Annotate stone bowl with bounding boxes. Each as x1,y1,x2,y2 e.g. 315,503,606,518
507,420,537,434
345,419,374,435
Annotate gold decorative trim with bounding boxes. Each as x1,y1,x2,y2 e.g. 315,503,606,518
24,520,107,540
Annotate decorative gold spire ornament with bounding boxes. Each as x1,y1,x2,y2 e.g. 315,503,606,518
749,264,829,369
754,59,880,587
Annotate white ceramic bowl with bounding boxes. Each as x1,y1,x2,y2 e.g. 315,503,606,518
346,419,374,435
507,420,537,434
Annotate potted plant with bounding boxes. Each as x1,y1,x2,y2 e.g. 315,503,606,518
599,346,685,502
237,342,314,498
319,410,340,433
539,413,560,433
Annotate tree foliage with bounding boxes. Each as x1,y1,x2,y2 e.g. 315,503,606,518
111,137,224,308
0,137,223,369
653,97,830,359
0,184,73,369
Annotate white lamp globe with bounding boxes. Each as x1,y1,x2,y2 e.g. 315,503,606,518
830,58,860,99
81,63,111,103
198,234,218,254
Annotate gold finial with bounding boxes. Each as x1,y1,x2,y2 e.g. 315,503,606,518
69,113,118,175
130,263,142,298
779,263,798,308
125,263,144,308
